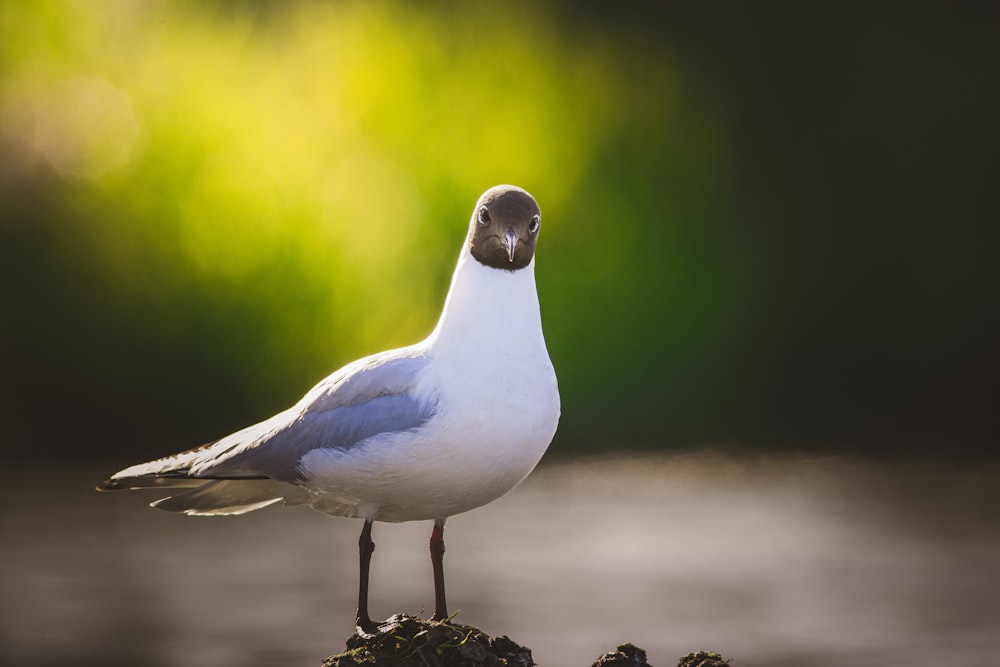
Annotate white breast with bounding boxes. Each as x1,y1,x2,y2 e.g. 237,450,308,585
301,249,560,522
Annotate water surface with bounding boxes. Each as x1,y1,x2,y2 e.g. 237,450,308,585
3,455,997,666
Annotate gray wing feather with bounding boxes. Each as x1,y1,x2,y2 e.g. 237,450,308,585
100,348,437,515
196,348,436,481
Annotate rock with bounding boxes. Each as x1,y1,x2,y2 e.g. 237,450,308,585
592,644,651,667
676,650,730,667
591,644,732,667
322,614,534,667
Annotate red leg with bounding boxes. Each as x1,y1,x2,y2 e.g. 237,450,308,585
430,518,448,621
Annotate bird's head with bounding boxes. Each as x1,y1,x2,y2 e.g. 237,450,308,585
468,185,541,271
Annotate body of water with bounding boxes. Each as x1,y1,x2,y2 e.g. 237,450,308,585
2,454,997,666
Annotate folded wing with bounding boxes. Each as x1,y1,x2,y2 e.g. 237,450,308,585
98,348,437,515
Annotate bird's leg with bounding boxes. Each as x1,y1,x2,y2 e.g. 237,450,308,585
430,518,448,622
356,519,378,635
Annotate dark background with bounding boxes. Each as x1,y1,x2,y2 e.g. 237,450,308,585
1,2,997,465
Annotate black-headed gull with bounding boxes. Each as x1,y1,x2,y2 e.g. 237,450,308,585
98,185,561,633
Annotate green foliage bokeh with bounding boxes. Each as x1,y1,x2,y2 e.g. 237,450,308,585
3,1,996,460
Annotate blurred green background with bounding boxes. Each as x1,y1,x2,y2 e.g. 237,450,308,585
1,1,996,464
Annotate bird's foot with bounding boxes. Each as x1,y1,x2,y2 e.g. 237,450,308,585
355,612,414,638
354,615,381,638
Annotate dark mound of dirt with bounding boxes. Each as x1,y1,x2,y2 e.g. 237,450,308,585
323,613,732,667
676,650,731,667
591,645,732,667
322,614,533,667
591,643,652,667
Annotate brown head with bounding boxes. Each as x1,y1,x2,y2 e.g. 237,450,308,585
468,185,542,271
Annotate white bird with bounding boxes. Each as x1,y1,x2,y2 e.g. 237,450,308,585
98,185,561,633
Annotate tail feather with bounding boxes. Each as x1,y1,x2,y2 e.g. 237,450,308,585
147,479,308,516
97,474,207,491
96,413,309,515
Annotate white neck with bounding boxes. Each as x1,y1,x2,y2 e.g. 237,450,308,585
424,246,544,356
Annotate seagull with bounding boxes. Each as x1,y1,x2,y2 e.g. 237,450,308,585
97,185,561,634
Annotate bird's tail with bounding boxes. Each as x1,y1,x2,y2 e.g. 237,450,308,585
97,476,309,516
96,474,204,491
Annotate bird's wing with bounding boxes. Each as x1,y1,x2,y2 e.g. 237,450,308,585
104,347,437,487
198,348,437,481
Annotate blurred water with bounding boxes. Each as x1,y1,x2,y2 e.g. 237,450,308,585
2,454,998,667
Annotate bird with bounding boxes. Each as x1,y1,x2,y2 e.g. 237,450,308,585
97,184,561,634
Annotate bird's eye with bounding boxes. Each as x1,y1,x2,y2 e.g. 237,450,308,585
478,206,490,225
528,214,540,233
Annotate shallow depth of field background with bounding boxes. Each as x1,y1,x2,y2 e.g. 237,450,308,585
1,2,997,667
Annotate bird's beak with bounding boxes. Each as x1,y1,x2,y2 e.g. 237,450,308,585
502,228,517,263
